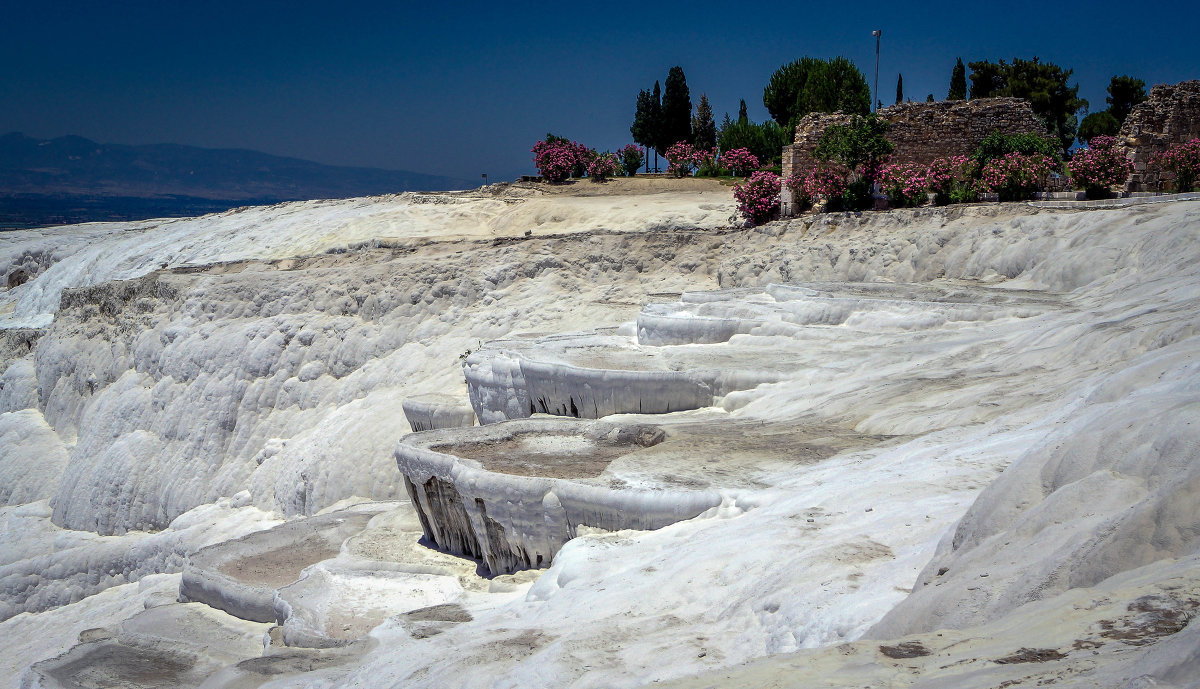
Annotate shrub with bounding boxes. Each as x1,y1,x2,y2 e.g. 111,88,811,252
588,153,619,182
813,114,893,186
926,155,974,205
572,142,595,177
980,152,1057,201
1068,136,1133,198
617,144,644,177
734,171,782,225
784,164,849,212
972,131,1060,171
532,139,580,184
838,178,875,212
1153,138,1200,192
692,147,724,177
664,141,697,178
722,148,760,176
876,162,929,208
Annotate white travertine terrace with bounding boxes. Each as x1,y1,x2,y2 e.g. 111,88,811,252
0,187,1198,689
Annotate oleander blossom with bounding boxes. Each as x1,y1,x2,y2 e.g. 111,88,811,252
587,153,619,182
784,164,849,209
1152,138,1200,192
664,141,697,177
980,152,1057,201
1068,136,1133,196
721,148,760,176
734,171,781,225
876,162,928,208
531,139,583,184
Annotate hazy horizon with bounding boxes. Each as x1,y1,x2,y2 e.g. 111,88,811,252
3,0,1198,182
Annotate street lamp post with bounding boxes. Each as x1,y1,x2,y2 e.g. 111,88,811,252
872,30,881,113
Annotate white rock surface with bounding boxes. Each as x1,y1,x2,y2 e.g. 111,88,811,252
0,190,1197,688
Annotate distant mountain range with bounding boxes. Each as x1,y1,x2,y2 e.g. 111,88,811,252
0,132,473,228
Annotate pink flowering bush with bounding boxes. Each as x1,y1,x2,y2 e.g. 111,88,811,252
722,148,760,177
1068,136,1133,198
1152,138,1200,192
618,144,644,176
734,171,781,225
925,155,973,204
588,152,619,182
876,161,929,208
692,147,723,176
980,152,1057,201
784,164,850,212
531,139,580,184
664,141,697,177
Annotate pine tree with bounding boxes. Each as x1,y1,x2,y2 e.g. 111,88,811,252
661,66,693,148
1106,75,1147,124
692,94,717,151
948,58,966,100
895,73,903,105
738,99,749,124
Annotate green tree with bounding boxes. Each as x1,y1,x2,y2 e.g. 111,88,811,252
926,94,935,102
738,99,749,124
967,60,1006,99
1077,111,1121,144
661,66,693,148
948,58,967,100
1106,75,1147,124
813,114,894,183
762,56,870,133
630,88,658,160
763,57,821,128
967,58,1086,151
895,73,903,105
692,94,717,151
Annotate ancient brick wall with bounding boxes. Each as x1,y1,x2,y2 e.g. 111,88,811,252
780,98,1045,214
782,98,1044,179
1118,80,1200,191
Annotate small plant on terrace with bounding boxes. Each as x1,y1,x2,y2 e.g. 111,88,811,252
588,152,619,182
1152,138,1200,193
1068,135,1133,199
734,171,781,225
664,141,698,178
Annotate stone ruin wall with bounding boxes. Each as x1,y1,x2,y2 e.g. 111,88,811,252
1118,80,1200,191
781,98,1045,214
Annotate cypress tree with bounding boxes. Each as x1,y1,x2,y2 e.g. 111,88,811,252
650,81,663,170
692,94,717,151
738,99,749,124
661,66,693,148
895,73,903,105
948,58,967,100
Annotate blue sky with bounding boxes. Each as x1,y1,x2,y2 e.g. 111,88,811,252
3,0,1197,181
